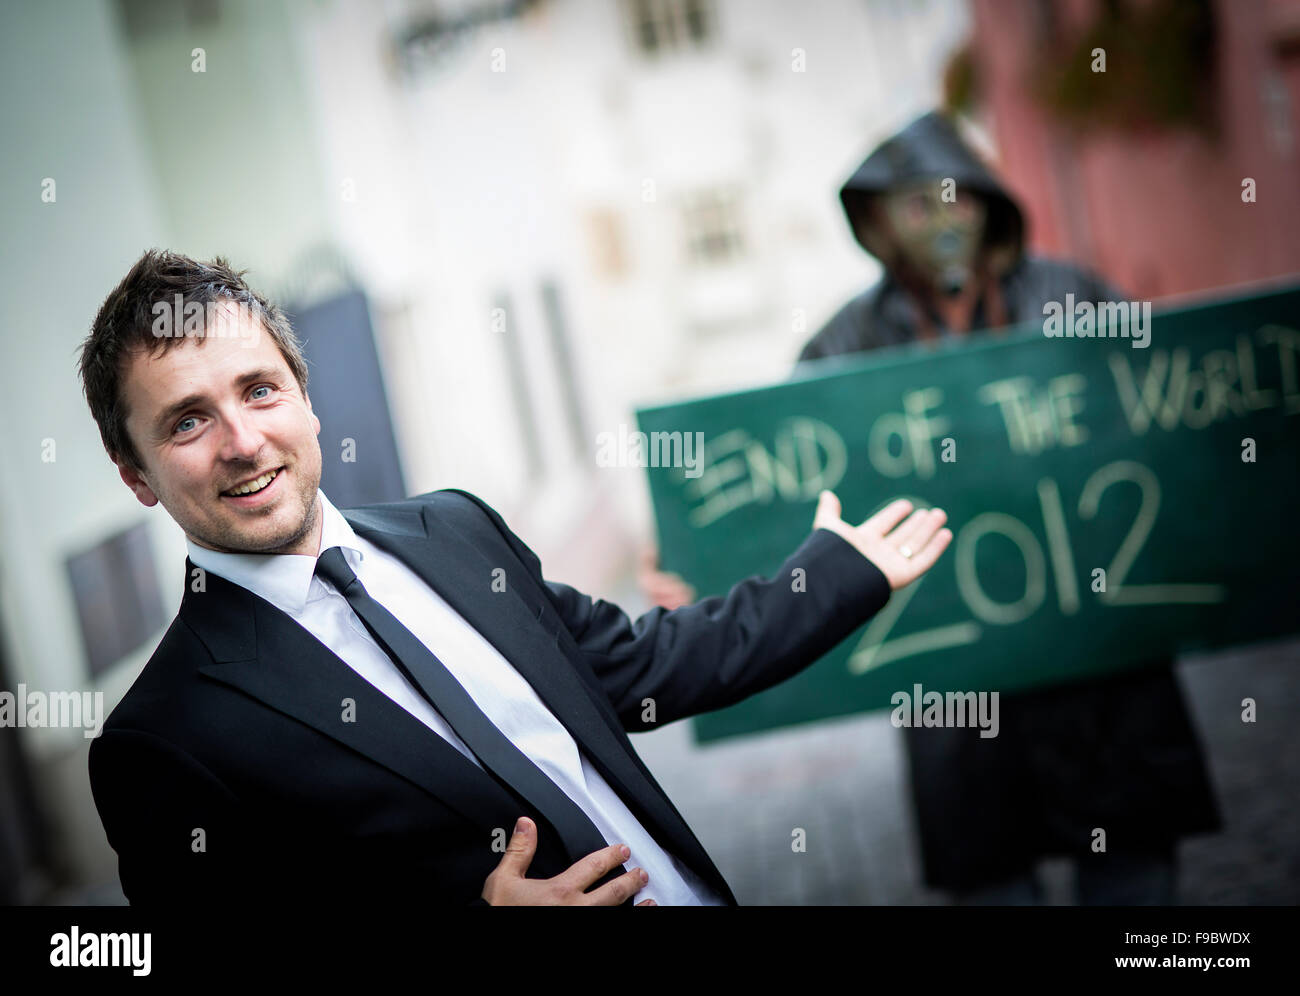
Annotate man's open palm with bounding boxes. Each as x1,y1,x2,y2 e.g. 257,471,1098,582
812,491,951,591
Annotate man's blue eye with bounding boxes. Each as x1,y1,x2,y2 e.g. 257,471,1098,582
175,416,198,434
250,385,272,400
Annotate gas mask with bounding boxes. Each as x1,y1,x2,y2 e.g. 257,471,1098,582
878,181,987,296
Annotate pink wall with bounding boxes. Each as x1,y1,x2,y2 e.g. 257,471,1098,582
968,0,1300,300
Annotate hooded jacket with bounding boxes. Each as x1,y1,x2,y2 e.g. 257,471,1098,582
796,112,1221,893
799,111,1116,361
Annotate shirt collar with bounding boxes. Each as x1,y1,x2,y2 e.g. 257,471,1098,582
185,490,365,616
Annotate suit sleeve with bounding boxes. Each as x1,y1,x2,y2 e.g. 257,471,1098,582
90,728,494,906
449,490,892,730
88,728,252,906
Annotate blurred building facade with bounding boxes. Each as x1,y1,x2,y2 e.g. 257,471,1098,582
290,0,969,582
965,0,1300,298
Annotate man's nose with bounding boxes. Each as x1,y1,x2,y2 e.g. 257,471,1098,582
217,408,266,462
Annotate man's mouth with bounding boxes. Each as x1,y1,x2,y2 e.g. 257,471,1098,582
221,467,283,497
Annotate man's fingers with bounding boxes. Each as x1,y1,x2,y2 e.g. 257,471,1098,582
903,508,948,555
582,866,650,906
811,489,842,530
883,509,935,551
889,507,944,552
646,572,695,609
636,899,658,907
559,842,632,893
496,817,538,876
899,526,953,582
862,498,914,536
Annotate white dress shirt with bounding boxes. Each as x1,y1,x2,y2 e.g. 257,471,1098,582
186,490,724,906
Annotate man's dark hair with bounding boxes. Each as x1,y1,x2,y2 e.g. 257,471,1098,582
79,249,309,471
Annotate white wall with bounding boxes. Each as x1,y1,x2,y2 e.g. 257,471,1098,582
0,0,177,886
0,0,366,889
289,0,969,582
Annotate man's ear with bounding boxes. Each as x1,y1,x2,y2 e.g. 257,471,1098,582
305,391,321,435
115,456,160,507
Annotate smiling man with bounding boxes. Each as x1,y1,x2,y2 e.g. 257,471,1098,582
81,249,951,907
114,306,322,556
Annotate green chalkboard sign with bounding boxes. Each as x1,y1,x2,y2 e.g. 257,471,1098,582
636,284,1300,743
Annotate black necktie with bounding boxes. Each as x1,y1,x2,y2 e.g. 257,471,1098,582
313,546,615,869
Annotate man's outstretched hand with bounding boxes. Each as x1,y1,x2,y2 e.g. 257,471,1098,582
812,491,951,591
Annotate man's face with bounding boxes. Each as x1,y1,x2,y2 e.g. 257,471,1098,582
877,181,987,295
116,305,323,556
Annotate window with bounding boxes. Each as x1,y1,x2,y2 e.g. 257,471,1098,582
680,187,746,266
625,0,714,56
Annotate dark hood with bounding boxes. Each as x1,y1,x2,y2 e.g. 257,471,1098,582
839,111,1026,274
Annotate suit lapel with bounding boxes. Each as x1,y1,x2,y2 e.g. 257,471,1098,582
347,501,735,902
187,568,539,849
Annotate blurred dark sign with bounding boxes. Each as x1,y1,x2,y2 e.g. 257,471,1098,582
638,284,1300,742
66,521,165,679
290,290,407,509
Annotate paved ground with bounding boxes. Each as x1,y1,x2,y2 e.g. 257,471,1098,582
631,632,1300,905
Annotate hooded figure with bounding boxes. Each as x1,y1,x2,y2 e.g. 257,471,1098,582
799,112,1222,901
802,111,1117,358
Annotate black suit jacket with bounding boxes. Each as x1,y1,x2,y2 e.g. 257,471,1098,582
89,489,891,905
